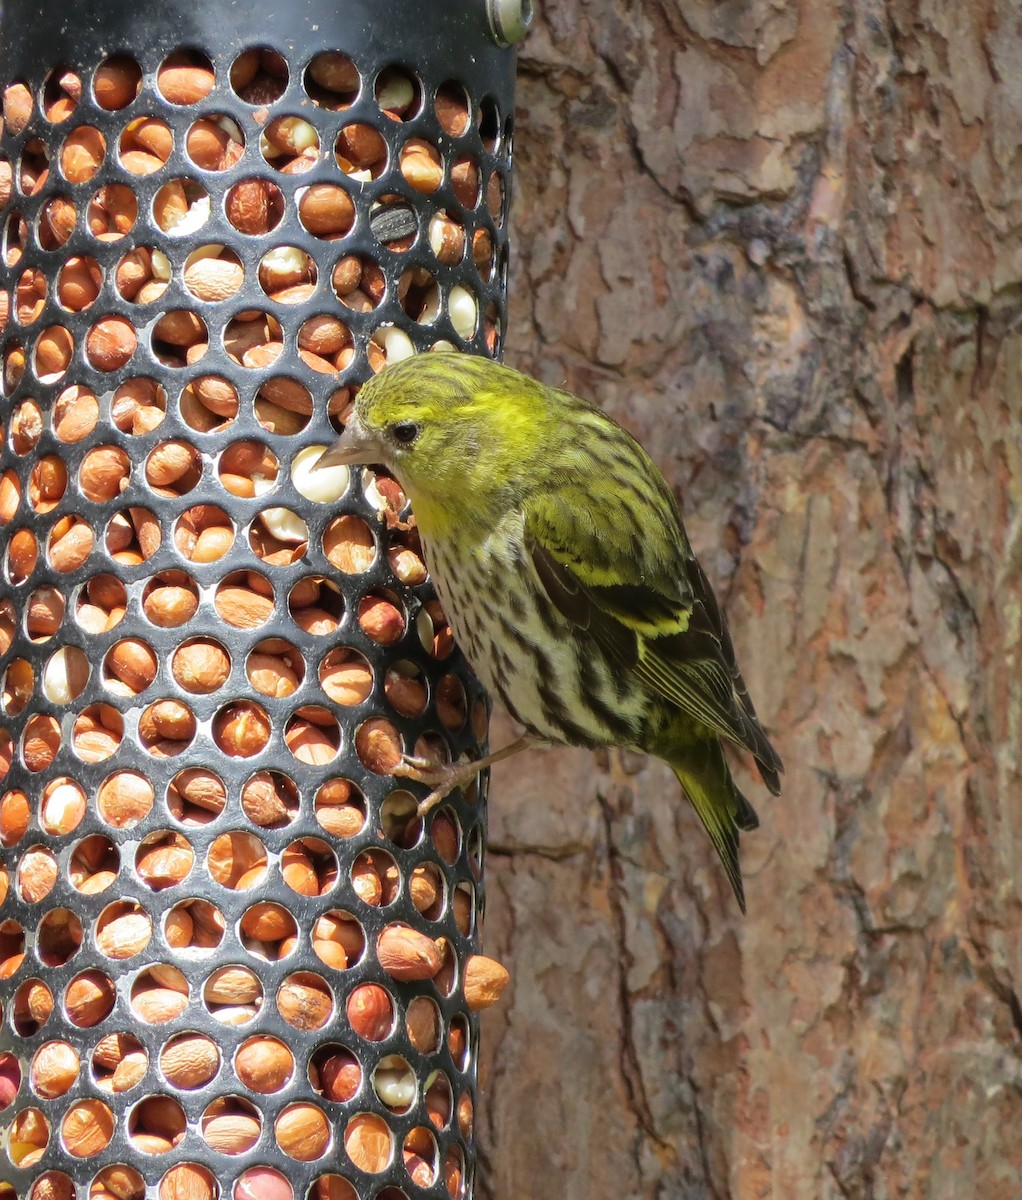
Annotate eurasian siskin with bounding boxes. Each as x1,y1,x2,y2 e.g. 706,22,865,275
320,354,782,912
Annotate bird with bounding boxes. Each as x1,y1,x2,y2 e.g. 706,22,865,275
317,353,782,912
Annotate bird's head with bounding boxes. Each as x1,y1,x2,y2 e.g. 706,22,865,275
317,353,554,536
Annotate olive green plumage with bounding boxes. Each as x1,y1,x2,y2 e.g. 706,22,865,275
327,354,783,912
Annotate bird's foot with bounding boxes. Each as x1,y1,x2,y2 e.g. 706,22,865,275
394,734,547,817
392,755,482,816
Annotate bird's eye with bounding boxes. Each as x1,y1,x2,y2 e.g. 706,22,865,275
391,421,420,445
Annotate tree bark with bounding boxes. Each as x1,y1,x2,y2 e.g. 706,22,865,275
479,2,1022,1197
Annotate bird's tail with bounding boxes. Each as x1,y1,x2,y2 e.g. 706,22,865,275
668,738,759,915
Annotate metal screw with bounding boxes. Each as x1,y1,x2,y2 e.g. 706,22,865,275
487,0,534,46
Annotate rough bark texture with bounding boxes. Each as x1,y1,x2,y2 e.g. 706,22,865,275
479,3,1022,1197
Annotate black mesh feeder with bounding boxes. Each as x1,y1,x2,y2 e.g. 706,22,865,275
0,0,524,1196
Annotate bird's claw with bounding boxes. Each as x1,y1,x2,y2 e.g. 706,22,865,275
392,754,480,816
415,787,450,818
392,753,454,788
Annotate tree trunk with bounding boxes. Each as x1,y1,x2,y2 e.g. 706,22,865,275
479,2,1022,1196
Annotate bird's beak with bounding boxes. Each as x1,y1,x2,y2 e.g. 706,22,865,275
314,414,386,470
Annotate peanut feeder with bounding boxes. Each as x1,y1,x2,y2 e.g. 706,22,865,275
0,0,523,1196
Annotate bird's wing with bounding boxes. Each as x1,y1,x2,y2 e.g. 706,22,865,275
523,487,783,791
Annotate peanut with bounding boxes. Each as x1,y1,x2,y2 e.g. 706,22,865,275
401,138,443,194
172,640,230,693
86,315,137,371
60,127,105,183
93,1034,147,1094
308,51,359,96
277,974,333,1031
241,772,295,827
111,376,165,433
73,705,123,761
130,1096,186,1150
0,471,20,524
344,1113,393,1174
298,183,355,236
235,1169,296,1200
235,1036,294,1093
430,812,460,864
184,256,245,302
191,372,240,418
285,717,338,765
356,717,403,773
11,398,43,451
352,852,385,906
226,178,275,234
154,308,206,347
119,149,166,176
452,886,474,935
18,847,58,903
31,1041,80,1097
80,445,130,502
166,771,225,824
64,970,116,1026
15,977,55,1030
376,67,416,117
240,902,296,946
336,123,386,169
88,182,138,236
96,903,152,959
136,832,193,889
315,1048,361,1102
53,259,98,320
208,831,267,889
0,1052,19,1108
138,699,196,751
128,117,173,163
385,668,427,717
374,921,439,979
312,911,363,968
144,581,198,627
97,771,153,828
214,701,271,757
452,154,481,206
23,715,61,773
29,456,68,513
158,54,216,105
204,965,261,1007
247,651,300,698
94,56,141,109
186,117,243,170
62,1098,114,1157
146,439,200,490
410,864,443,914
35,323,74,378
346,983,393,1041
159,1164,216,1200
8,528,39,582
436,83,471,136
275,1103,330,1161
39,195,77,249
16,266,47,324
216,584,273,627
114,247,152,301
201,1109,261,1154
160,1034,220,1090
104,638,157,694
316,784,365,837
464,954,510,1011
69,833,116,876
2,82,33,133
